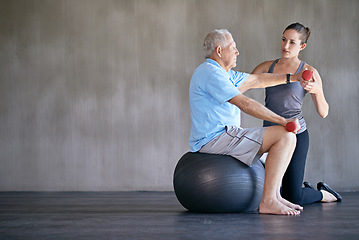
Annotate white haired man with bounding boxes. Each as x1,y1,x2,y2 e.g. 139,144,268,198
189,29,304,215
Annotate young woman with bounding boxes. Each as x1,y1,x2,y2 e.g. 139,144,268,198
252,23,341,204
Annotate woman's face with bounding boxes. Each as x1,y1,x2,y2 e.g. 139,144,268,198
281,29,306,58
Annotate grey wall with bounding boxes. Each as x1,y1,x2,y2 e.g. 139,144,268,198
0,0,358,191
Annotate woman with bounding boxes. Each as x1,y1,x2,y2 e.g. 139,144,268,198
252,22,341,204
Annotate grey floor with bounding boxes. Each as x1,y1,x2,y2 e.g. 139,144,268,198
0,191,358,240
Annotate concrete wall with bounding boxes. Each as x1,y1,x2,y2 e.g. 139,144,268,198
0,0,358,191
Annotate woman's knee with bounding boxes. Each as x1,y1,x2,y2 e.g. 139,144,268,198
282,190,302,204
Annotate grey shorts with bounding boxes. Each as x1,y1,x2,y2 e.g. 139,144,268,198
199,125,265,166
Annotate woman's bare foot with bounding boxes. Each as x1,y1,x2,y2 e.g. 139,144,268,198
259,198,301,215
321,190,338,202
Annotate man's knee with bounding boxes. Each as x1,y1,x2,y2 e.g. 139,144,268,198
275,131,297,155
260,126,296,153
281,131,297,146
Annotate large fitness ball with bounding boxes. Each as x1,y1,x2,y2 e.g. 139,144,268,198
173,152,265,213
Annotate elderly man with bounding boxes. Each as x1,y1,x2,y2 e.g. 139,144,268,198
189,29,304,215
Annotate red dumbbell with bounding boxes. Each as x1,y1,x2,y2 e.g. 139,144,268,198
286,119,301,133
302,70,313,81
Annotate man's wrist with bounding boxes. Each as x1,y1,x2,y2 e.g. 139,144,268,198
280,117,288,127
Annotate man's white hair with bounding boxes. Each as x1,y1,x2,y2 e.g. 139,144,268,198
203,29,233,58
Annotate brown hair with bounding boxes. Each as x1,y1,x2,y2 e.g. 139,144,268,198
284,22,311,44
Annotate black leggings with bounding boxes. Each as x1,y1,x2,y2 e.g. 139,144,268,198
281,130,323,205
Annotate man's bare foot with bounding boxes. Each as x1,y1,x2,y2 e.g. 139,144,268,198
321,190,338,202
259,199,301,215
277,194,303,211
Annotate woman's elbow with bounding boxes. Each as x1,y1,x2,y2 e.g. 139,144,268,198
320,107,329,118
320,113,328,119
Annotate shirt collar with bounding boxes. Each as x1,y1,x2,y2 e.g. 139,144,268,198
205,58,231,75
205,58,221,67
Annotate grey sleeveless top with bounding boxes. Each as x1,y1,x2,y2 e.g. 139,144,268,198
264,59,307,134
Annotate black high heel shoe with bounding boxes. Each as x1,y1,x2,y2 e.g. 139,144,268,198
317,182,342,202
303,181,314,189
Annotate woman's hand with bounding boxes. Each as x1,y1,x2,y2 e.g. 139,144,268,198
300,74,322,95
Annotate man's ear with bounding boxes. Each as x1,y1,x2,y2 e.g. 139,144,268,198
215,46,222,57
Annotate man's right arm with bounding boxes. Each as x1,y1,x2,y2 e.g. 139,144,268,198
228,93,289,126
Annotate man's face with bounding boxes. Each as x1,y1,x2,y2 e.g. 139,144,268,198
220,36,239,71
